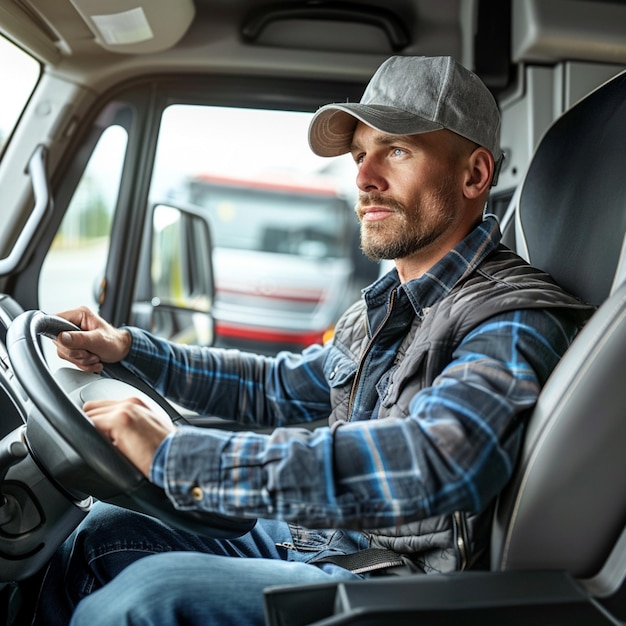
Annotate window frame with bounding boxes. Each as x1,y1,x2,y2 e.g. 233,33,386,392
8,72,367,324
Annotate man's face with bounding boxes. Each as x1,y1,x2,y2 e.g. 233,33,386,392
350,124,471,261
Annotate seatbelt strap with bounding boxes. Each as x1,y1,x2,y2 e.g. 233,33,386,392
315,548,408,575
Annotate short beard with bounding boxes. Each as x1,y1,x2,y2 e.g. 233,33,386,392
357,187,456,261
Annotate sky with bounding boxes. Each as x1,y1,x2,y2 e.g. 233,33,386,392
153,106,348,190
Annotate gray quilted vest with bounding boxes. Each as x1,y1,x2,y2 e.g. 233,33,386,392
328,245,593,573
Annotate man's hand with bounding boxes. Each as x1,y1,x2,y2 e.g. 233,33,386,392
55,306,132,373
84,397,175,477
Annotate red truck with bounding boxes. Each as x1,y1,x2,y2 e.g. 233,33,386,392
183,172,378,354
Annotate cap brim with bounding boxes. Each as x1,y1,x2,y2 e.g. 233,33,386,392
308,103,443,157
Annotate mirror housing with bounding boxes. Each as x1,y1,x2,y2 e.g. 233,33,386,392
131,201,215,346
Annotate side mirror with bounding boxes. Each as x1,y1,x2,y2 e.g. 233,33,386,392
131,202,215,346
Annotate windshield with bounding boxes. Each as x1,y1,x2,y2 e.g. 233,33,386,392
0,34,40,154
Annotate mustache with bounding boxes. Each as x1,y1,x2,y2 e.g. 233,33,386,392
355,193,405,216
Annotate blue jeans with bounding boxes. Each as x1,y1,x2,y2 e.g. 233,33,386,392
32,502,368,625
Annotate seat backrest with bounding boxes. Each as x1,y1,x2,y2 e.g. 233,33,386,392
513,70,626,306
491,69,626,587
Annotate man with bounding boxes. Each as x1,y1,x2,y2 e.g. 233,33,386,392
35,56,592,625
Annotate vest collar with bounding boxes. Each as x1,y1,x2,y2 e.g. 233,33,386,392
364,216,502,317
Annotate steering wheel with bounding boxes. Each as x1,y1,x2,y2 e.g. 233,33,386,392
6,310,256,539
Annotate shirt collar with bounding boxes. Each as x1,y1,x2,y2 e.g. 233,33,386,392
364,215,502,316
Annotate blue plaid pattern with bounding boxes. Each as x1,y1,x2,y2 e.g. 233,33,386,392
125,217,582,528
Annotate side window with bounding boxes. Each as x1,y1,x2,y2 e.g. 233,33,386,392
137,105,378,355
39,126,128,313
0,34,40,154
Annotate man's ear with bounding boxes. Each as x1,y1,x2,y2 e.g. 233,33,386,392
463,147,494,199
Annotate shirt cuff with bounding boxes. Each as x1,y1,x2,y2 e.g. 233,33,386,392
149,431,175,488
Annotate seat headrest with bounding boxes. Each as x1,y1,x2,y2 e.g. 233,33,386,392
517,70,626,307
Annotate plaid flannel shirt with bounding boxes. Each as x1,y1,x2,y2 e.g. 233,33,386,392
123,216,582,529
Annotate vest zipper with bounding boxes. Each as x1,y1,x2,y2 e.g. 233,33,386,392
346,289,397,420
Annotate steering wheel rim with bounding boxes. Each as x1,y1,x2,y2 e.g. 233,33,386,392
6,310,256,539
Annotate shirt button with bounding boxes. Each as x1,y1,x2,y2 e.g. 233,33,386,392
191,486,203,501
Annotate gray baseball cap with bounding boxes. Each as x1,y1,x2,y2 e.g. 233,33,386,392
309,55,503,169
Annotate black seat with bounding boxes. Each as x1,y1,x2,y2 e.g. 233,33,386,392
263,70,626,625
